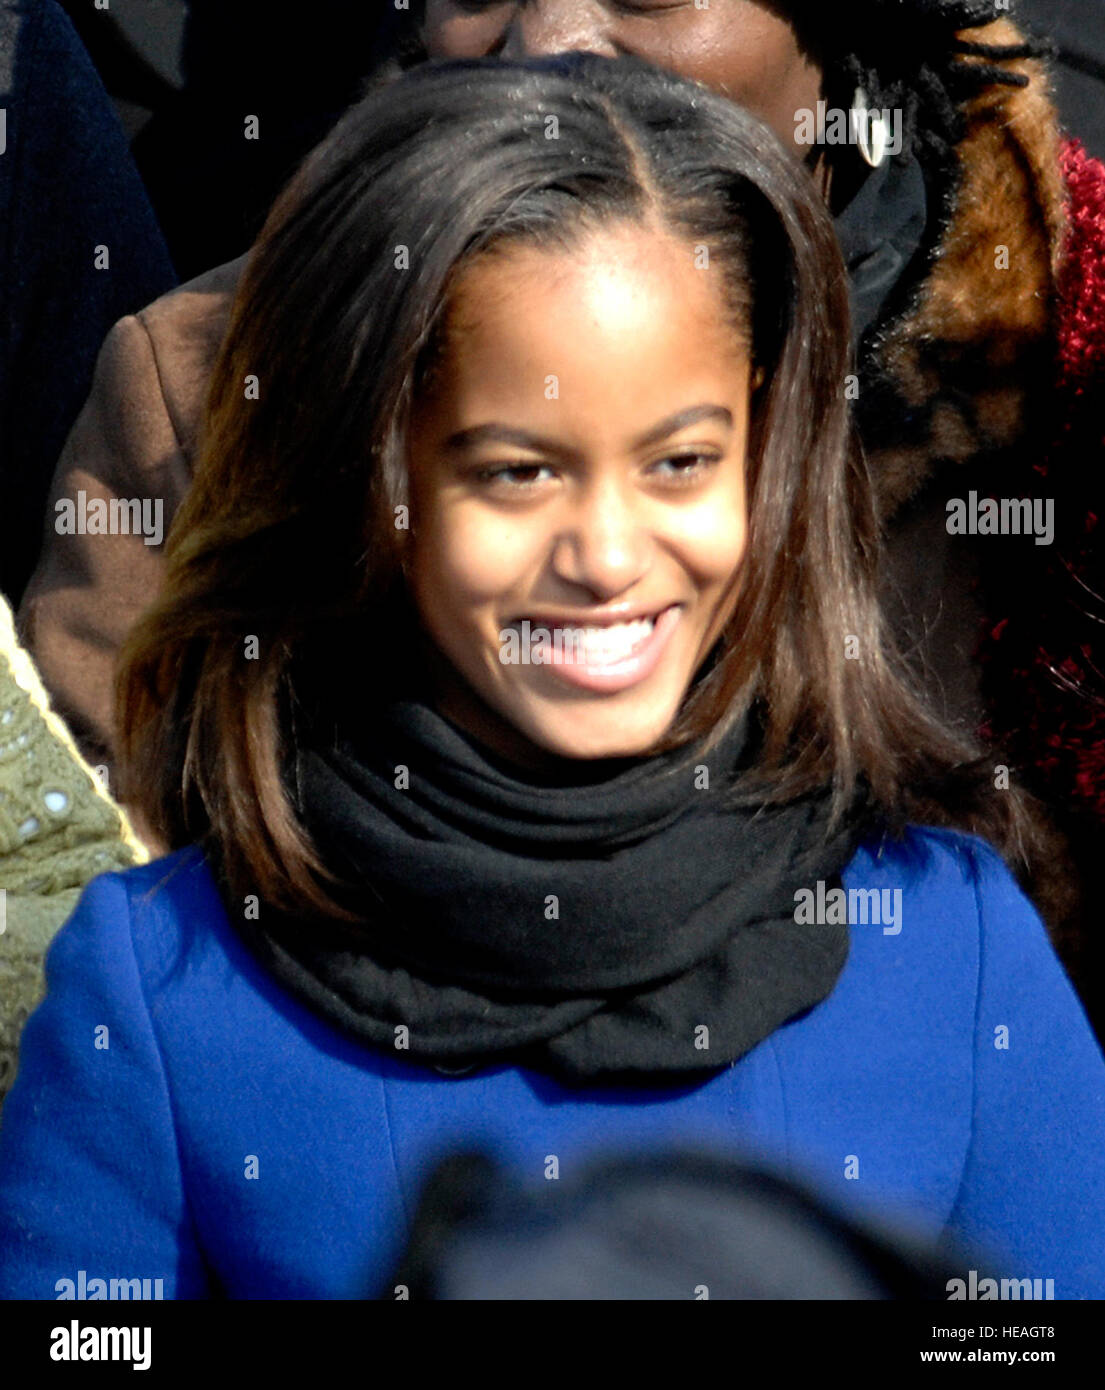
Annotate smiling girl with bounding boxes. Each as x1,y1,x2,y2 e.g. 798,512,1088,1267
0,55,1102,1300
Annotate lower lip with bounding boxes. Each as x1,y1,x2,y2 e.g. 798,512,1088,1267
533,605,683,694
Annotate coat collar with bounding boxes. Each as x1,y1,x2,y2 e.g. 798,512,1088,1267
860,17,1068,521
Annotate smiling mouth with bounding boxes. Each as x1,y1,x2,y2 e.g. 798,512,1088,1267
511,607,669,660
504,604,684,692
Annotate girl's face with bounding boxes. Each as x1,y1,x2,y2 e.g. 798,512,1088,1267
422,1,822,156
407,223,753,762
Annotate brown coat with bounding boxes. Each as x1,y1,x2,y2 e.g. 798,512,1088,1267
17,256,246,774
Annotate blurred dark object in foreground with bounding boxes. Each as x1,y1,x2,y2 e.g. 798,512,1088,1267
1018,0,1105,160
381,1147,986,1301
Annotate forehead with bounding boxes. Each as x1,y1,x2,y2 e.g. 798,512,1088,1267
424,224,751,431
445,221,743,346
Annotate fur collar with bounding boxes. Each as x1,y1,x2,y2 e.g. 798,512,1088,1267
863,17,1068,521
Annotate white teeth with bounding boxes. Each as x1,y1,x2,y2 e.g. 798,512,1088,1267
568,617,654,665
511,614,665,668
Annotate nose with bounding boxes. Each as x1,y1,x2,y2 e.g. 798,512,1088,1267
499,1,614,59
550,479,653,600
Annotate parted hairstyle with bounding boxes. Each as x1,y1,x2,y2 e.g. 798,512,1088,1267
116,53,1034,917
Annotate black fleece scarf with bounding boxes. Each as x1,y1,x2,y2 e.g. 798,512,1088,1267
230,696,874,1087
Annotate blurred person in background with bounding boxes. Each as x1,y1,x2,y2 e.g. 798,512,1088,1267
0,0,174,607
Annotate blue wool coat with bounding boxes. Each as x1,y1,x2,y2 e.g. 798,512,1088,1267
1,827,1103,1300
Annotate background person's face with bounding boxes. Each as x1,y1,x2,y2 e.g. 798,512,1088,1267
422,0,823,155
406,223,752,763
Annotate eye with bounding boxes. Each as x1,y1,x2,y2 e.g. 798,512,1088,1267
610,0,685,14
476,463,557,489
647,452,721,483
448,0,512,12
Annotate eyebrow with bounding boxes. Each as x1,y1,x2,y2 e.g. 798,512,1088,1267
442,403,734,458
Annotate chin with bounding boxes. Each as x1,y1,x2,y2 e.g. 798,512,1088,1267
523,706,678,761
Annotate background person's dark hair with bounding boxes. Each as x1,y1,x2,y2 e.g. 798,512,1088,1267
781,1,1049,172
115,53,1036,919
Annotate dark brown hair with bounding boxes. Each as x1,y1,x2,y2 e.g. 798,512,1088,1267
116,54,1034,916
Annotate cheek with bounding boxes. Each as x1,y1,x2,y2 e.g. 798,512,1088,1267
672,493,748,589
413,499,543,618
